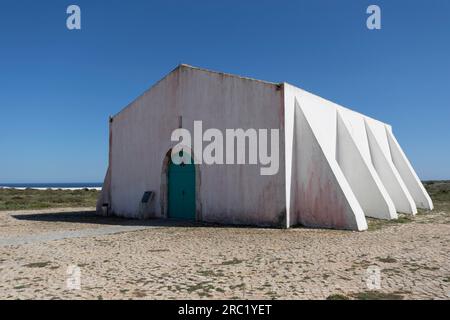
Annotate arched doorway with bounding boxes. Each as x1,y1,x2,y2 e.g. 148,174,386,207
168,151,196,220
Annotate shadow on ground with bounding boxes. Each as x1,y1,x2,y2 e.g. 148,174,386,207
10,210,268,229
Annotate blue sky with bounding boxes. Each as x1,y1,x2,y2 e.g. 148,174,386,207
0,0,449,182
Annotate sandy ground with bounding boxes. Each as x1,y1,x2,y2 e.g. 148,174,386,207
0,207,449,300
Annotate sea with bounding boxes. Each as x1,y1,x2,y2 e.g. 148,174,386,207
0,183,103,190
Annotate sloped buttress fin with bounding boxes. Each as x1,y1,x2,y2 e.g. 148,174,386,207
364,119,417,214
336,110,397,220
96,166,111,216
385,127,433,210
291,99,367,231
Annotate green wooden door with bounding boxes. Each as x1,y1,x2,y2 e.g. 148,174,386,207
168,155,196,220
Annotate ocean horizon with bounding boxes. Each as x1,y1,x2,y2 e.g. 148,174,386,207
0,182,103,189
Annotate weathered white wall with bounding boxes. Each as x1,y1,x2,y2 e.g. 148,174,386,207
336,110,397,220
96,166,111,215
285,84,367,231
109,65,286,226
101,65,432,230
385,127,433,210
364,119,417,214
284,82,431,229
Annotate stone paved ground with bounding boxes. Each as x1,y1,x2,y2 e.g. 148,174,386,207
0,207,449,300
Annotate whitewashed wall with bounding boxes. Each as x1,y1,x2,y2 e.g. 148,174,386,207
107,65,286,226
385,127,433,210
284,84,367,230
99,65,432,230
284,83,432,230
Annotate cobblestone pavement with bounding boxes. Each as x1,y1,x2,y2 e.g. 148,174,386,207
0,207,449,300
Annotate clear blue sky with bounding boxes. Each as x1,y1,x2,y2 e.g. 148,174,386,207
0,0,449,182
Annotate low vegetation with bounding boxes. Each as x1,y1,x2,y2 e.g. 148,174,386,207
327,291,405,300
0,188,99,211
326,293,350,300
367,180,450,230
423,180,450,212
1,181,448,218
351,291,404,300
367,214,413,231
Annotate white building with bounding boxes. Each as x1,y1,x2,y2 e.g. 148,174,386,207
97,64,433,231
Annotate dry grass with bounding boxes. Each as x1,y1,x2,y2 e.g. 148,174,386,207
423,180,450,212
366,180,450,231
0,188,99,211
